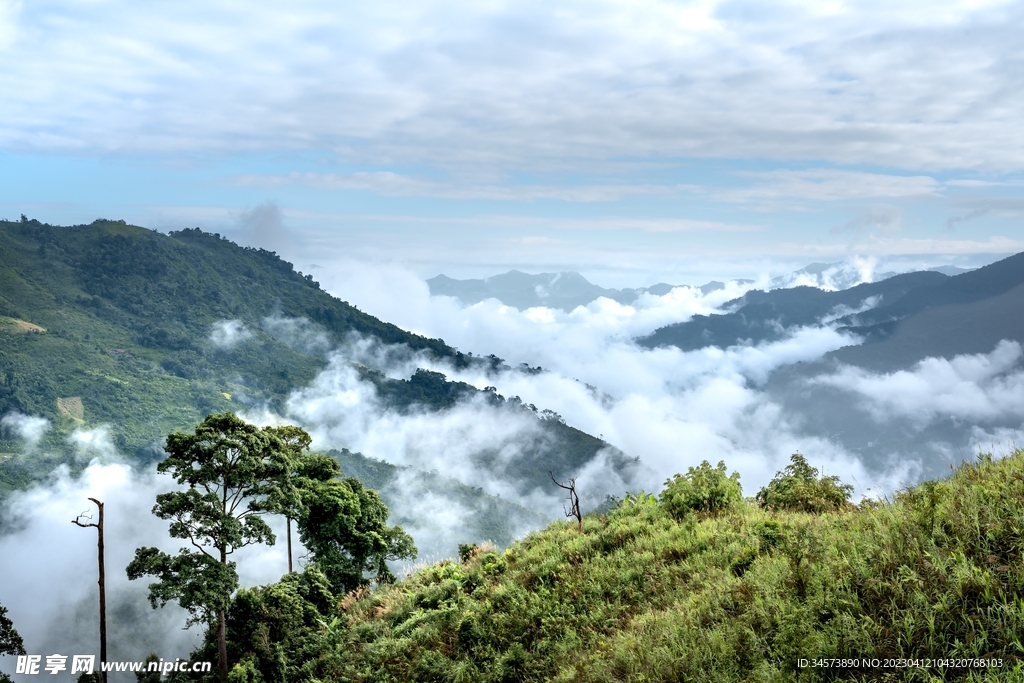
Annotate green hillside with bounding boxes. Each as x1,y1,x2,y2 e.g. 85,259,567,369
0,217,629,556
169,450,1024,682
0,217,462,453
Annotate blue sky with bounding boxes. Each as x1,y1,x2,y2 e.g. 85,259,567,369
2,0,1023,285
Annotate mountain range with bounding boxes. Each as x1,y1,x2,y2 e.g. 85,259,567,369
427,270,742,311
427,263,973,312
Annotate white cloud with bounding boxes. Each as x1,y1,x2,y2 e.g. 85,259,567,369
813,340,1024,425
1,412,50,449
0,462,201,666
210,319,253,349
261,314,331,355
301,262,892,505
232,172,680,203
1,1,1022,170
0,0,19,51
67,426,118,462
713,170,941,204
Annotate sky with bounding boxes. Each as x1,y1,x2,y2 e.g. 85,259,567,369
2,0,1024,285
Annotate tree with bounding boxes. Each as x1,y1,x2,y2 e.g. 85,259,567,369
0,602,26,683
261,425,314,574
660,460,743,520
127,413,289,682
550,471,582,531
755,453,853,513
298,473,416,593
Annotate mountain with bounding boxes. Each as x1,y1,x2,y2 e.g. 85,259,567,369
0,217,633,551
637,253,1024,479
637,271,948,351
427,270,735,311
826,253,1024,371
429,262,972,312
770,261,898,290
639,253,1022,362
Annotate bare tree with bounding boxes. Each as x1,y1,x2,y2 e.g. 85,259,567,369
72,498,107,683
550,472,582,531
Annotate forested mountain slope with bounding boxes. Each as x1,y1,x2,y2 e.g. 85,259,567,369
0,218,623,511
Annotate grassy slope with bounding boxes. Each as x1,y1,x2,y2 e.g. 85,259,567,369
317,451,1024,682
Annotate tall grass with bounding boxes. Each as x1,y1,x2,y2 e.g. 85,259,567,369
235,451,1024,682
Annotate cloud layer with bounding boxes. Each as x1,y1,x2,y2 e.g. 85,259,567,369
2,0,1023,171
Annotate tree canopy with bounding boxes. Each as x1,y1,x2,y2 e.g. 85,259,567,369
755,452,853,513
297,463,416,593
127,413,290,681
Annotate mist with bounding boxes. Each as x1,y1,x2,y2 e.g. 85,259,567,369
0,428,303,681
309,257,1021,498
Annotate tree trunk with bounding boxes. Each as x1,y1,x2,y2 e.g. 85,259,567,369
218,546,228,682
217,608,227,681
95,501,107,683
287,517,293,574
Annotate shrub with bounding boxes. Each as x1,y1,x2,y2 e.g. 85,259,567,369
660,460,743,520
755,453,853,513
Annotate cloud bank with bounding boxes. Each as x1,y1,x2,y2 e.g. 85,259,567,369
3,1,1024,171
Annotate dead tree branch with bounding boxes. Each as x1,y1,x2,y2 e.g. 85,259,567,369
550,471,582,531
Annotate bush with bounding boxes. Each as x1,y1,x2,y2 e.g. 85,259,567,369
659,460,742,520
755,453,852,513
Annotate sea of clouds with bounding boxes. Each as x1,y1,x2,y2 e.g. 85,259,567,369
3,256,1023,676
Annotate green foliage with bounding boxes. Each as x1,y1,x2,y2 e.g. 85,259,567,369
163,448,1024,682
217,567,336,683
756,452,854,513
136,654,162,683
0,602,25,683
127,546,240,626
128,413,292,680
298,475,417,593
659,460,743,519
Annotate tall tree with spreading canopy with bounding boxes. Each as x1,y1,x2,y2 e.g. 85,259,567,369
127,413,290,681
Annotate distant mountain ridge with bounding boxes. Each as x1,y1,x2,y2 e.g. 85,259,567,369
429,262,972,312
637,271,948,352
428,270,738,312
639,251,1024,372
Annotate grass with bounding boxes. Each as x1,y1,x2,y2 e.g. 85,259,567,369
281,451,1024,682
